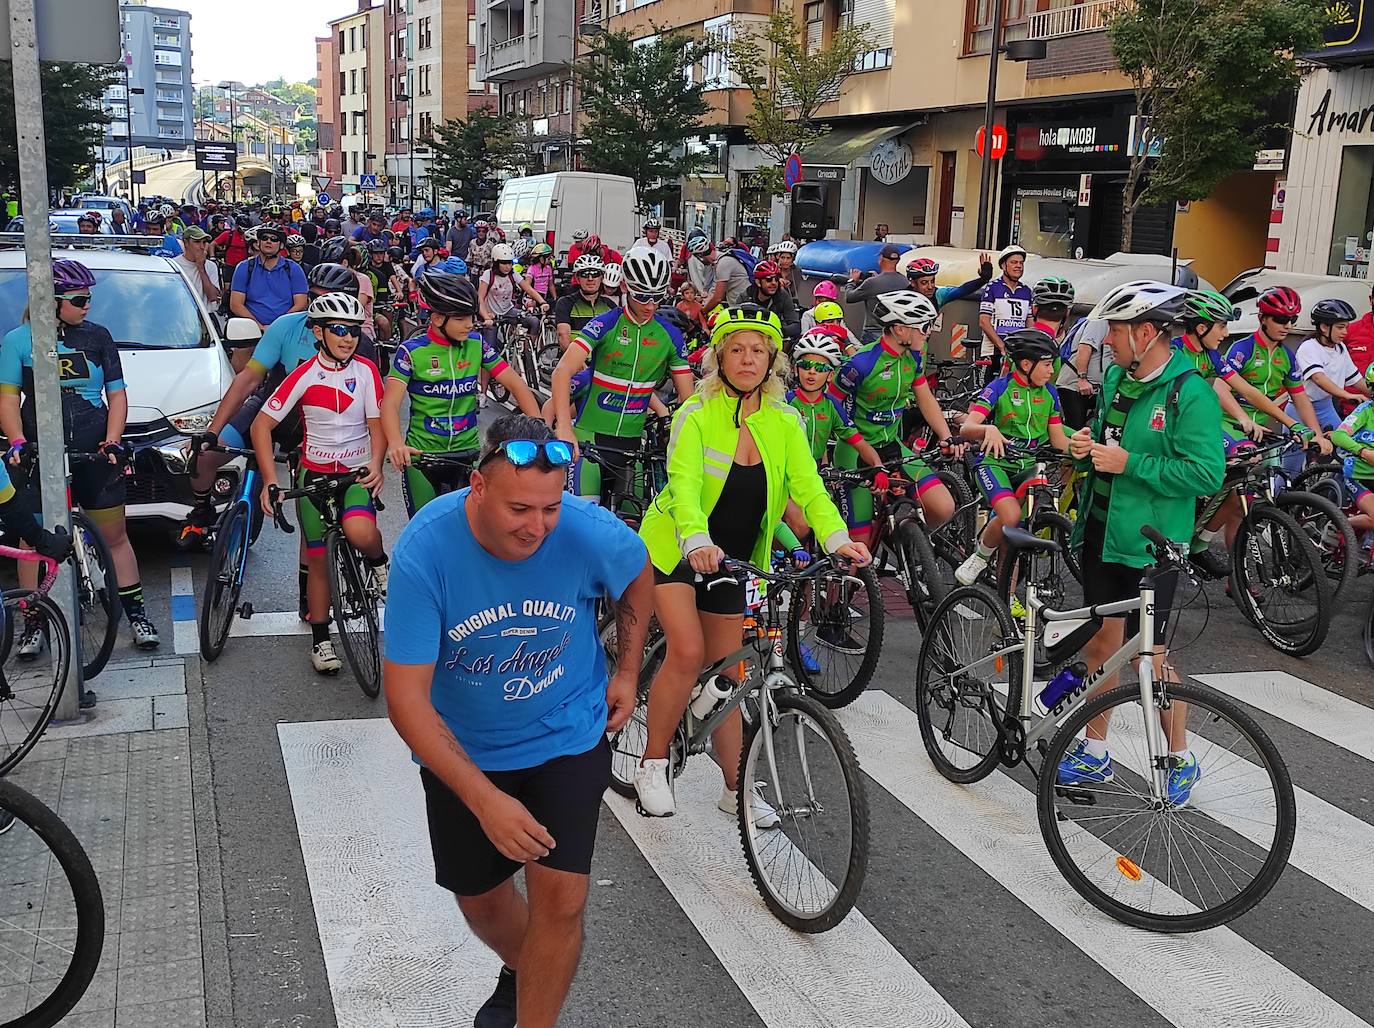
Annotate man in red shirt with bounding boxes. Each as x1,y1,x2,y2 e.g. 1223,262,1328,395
214,217,252,270
565,233,622,269
1344,284,1374,374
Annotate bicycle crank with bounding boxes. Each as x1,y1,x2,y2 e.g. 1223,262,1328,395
237,601,254,620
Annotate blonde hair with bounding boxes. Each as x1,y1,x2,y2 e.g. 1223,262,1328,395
697,330,790,403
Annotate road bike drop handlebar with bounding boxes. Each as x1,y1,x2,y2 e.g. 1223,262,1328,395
266,472,386,535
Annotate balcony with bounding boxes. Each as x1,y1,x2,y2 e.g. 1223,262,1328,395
487,34,527,74
1027,0,1127,40
479,8,573,81
153,16,181,29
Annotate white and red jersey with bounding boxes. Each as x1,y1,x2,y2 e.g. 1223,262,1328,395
262,354,383,473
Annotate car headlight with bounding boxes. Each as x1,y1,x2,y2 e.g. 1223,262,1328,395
168,405,217,433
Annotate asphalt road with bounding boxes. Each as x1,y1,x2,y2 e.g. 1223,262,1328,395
110,436,1374,1028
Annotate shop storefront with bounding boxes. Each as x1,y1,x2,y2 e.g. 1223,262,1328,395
997,98,1173,259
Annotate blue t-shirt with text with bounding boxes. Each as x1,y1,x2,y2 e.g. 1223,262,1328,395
384,488,647,771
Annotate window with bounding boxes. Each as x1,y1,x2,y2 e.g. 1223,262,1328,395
338,29,345,52
418,16,432,49
397,28,407,58
362,23,367,49
419,64,431,96
702,15,768,89
964,0,1030,56
350,26,356,51
350,69,357,94
805,2,825,53
339,70,346,96
469,67,479,91
848,0,895,68
468,14,477,45
418,111,433,140
563,81,573,114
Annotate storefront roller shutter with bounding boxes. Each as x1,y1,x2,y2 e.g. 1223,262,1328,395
851,0,895,50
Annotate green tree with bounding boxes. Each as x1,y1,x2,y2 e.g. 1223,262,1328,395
0,61,118,195
260,79,317,111
574,28,712,205
1108,0,1328,250
426,108,524,203
724,12,874,196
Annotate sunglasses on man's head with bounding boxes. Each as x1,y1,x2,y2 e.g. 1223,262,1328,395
477,438,574,470
59,294,92,308
323,323,361,338
795,359,832,373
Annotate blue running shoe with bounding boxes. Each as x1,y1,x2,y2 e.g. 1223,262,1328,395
799,642,821,674
1056,739,1114,786
1166,752,1201,807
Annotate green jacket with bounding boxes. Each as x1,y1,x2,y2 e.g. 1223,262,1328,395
1070,350,1224,567
640,389,851,573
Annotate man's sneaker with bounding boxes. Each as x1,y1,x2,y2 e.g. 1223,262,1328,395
372,560,389,599
129,616,160,650
1166,752,1201,807
1009,595,1027,620
473,965,516,1028
798,641,821,674
0,807,14,835
311,640,342,675
718,783,781,829
633,758,675,817
1189,547,1230,579
16,625,44,661
955,550,990,586
1056,739,1114,787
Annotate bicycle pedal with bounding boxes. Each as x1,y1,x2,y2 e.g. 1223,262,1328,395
1054,786,1097,807
633,800,674,819
238,601,254,619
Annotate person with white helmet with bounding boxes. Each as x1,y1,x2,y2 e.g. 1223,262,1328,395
251,291,389,675
788,329,883,472
630,217,673,261
831,290,965,552
476,240,550,362
1058,280,1224,806
979,244,1034,385
684,233,717,297
767,239,800,298
550,245,694,506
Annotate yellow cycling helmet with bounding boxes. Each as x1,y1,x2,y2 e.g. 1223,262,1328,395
711,303,784,351
813,300,846,324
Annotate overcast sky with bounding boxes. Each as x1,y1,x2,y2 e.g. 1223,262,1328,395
177,0,357,87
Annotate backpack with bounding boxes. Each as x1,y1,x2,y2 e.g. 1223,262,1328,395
726,246,760,282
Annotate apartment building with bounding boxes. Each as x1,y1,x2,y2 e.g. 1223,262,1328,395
103,1,194,160
380,0,412,206
475,1,575,174
316,35,342,183
330,3,385,193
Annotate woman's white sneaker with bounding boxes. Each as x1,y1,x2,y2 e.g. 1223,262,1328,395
718,783,781,829
954,551,990,586
633,758,675,817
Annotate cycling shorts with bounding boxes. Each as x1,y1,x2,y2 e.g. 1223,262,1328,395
974,459,1038,507
14,419,125,519
653,560,746,616
1347,476,1374,506
402,452,477,517
296,467,375,554
833,439,941,531
1080,516,1179,640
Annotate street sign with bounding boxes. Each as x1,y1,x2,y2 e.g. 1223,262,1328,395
1078,174,1092,208
317,192,333,206
194,140,237,172
784,153,802,190
130,170,146,184
359,173,378,191
975,125,1008,160
379,175,389,186
312,174,333,193
0,0,118,62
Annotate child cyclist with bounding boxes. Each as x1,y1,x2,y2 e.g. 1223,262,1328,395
1331,364,1374,533
954,329,1070,587
252,292,390,675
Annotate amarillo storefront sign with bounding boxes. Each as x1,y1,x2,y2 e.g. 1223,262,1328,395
1305,87,1374,136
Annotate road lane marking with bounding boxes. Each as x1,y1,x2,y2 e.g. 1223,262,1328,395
169,557,197,655
1192,671,1374,763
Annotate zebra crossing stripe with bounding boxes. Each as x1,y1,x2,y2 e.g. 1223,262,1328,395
605,759,971,1028
1192,672,1374,763
838,691,1374,1028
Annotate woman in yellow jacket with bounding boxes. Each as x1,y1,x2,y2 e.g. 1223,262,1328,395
634,305,871,821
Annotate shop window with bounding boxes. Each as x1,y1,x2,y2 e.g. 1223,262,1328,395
1009,185,1077,258
1328,146,1374,277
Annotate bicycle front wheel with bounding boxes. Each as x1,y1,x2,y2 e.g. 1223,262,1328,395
0,777,106,1028
785,563,883,708
1272,489,1358,600
536,340,561,391
327,533,382,699
199,501,250,662
1037,681,1295,933
72,511,118,681
1231,506,1332,656
738,692,868,933
0,591,72,776
894,517,946,630
602,611,663,799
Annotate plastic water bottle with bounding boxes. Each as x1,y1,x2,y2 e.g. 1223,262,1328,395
1039,661,1088,709
689,674,733,721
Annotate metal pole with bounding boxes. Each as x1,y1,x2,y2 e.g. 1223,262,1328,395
408,106,415,206
975,0,1006,249
229,88,238,203
9,0,86,721
124,63,136,204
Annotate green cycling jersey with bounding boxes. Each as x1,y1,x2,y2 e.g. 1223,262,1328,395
388,326,509,453
830,337,927,446
571,307,689,439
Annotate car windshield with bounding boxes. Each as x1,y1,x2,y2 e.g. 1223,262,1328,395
0,267,208,349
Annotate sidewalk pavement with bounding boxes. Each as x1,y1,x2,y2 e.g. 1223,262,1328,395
6,654,229,1028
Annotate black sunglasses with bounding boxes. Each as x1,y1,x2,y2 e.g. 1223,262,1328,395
1269,315,1296,326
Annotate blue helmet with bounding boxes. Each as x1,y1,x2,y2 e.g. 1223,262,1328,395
417,208,436,219
440,256,468,276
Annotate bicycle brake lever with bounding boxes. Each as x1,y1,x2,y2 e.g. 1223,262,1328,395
267,485,294,534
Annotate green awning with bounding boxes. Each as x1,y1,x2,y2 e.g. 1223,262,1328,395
804,122,919,167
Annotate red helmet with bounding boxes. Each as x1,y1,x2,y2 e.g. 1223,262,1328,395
1257,286,1301,319
584,233,601,252
813,323,850,345
907,257,940,278
754,259,781,279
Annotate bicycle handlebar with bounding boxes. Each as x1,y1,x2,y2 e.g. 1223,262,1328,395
267,472,386,535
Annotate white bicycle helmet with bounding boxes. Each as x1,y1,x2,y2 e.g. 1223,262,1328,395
997,244,1028,266
769,240,799,256
572,228,589,242
872,290,938,331
307,292,366,323
573,253,605,276
687,235,712,256
793,330,846,368
512,239,534,260
490,242,516,263
1089,280,1188,324
602,263,624,289
159,203,176,219
242,225,260,243
622,245,672,294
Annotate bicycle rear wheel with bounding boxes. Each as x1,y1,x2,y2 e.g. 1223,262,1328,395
1037,681,1295,933
326,534,381,699
199,502,250,662
71,512,118,681
601,612,663,799
737,692,868,933
1231,506,1331,656
894,517,946,630
1273,489,1357,600
0,592,72,776
0,777,105,1028
997,510,1082,672
915,584,1021,784
537,340,561,391
785,563,883,709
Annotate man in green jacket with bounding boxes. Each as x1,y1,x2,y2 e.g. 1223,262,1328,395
1062,281,1225,806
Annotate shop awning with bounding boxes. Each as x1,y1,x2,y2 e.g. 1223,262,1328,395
804,122,922,168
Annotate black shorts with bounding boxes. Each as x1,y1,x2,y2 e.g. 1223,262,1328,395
12,424,125,514
421,737,610,897
1080,517,1178,641
654,560,746,616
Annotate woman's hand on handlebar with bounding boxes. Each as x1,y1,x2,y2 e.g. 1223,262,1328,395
259,481,278,518
687,544,725,574
834,541,871,567
388,443,419,470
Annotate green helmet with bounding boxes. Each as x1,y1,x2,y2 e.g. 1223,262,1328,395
1366,362,1374,391
1183,289,1236,325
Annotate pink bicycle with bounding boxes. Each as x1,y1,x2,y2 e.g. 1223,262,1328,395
0,544,72,774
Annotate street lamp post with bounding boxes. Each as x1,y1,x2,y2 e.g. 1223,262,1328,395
973,7,1045,248
123,64,145,204
219,82,241,203
397,91,415,206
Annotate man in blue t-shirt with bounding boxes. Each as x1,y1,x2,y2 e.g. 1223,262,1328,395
228,225,308,340
383,414,652,1028
979,244,1034,384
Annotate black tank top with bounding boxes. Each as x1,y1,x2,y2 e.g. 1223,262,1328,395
708,462,767,560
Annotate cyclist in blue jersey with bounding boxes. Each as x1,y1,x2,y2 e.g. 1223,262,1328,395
979,245,1033,385
905,252,993,332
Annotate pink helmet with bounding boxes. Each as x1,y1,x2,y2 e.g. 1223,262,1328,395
813,280,839,301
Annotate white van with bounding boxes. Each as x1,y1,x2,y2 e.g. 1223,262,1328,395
495,172,639,258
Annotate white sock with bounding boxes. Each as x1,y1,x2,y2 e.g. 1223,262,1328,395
1170,749,1192,764
975,540,995,559
1084,738,1108,760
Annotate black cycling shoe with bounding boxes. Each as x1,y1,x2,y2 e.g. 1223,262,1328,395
1189,547,1231,580
176,503,217,551
473,966,516,1028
